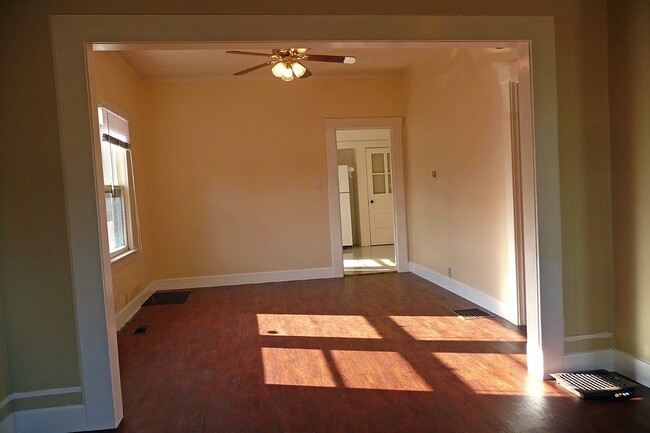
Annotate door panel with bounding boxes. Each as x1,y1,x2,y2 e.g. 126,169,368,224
365,148,394,246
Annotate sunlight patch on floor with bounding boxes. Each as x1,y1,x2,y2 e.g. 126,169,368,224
344,259,382,268
389,315,527,342
261,348,337,387
257,314,383,339
433,352,564,397
331,350,433,391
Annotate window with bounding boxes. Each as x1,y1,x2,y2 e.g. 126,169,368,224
98,106,135,258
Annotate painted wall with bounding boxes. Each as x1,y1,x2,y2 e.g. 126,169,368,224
609,0,650,363
90,52,155,314
0,0,614,413
404,48,515,304
143,76,404,279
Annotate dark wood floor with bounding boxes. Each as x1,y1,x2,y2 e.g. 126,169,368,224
103,273,649,433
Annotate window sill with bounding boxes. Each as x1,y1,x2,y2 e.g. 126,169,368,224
110,248,138,266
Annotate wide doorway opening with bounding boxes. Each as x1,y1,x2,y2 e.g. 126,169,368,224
51,14,563,430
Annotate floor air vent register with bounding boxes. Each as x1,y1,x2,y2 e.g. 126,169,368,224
454,308,494,320
142,290,190,307
550,370,641,399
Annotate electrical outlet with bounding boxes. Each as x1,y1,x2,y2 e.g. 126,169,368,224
447,267,452,278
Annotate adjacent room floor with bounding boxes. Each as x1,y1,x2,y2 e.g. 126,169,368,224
343,244,396,275
109,273,650,433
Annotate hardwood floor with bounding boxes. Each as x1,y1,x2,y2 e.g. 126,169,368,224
101,273,649,433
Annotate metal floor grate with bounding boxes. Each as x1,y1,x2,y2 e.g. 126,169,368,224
551,370,640,399
142,291,190,307
454,308,493,320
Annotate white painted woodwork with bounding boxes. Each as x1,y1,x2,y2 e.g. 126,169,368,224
51,17,562,430
500,61,527,326
365,148,394,246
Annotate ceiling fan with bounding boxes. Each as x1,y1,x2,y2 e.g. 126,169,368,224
226,48,357,81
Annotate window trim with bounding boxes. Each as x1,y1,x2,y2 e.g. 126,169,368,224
99,104,137,261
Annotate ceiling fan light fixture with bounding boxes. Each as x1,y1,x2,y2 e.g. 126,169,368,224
271,62,288,78
343,56,357,64
295,48,308,54
281,66,295,81
291,61,307,78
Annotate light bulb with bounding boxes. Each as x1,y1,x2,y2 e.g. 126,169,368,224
272,62,287,78
281,65,294,81
291,62,307,78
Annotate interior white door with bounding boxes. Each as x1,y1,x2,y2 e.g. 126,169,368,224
365,148,394,246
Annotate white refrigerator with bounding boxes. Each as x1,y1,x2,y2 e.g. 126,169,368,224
338,165,353,247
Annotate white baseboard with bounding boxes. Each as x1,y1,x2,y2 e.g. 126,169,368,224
13,404,87,433
562,349,615,372
408,262,518,325
615,350,650,388
560,349,650,388
150,267,337,291
115,284,155,331
0,387,84,433
114,267,337,330
0,414,15,433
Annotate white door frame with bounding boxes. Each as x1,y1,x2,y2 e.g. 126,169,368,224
325,118,408,275
50,15,563,430
500,62,527,326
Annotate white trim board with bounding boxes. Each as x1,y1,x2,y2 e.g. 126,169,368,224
0,397,9,414
150,267,336,291
561,349,650,388
0,413,15,433
562,350,615,372
115,284,155,331
0,388,85,433
564,332,613,342
408,262,518,325
615,350,650,388
0,387,82,412
14,405,87,433
115,267,337,330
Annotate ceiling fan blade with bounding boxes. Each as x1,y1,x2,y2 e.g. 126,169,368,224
226,50,271,57
299,68,313,79
304,54,357,64
234,62,272,76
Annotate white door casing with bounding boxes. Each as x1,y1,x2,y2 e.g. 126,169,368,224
365,148,395,246
51,16,561,430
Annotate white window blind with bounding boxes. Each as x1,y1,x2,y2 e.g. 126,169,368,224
98,106,132,255
98,106,130,148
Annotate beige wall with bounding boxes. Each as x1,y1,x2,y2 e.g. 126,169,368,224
404,48,515,303
143,76,404,278
0,0,615,411
609,0,650,362
90,52,155,314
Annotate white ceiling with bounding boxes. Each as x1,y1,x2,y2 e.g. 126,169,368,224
117,46,518,81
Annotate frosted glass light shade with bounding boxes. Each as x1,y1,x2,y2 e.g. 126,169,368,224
272,62,288,78
281,66,294,81
291,62,307,78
